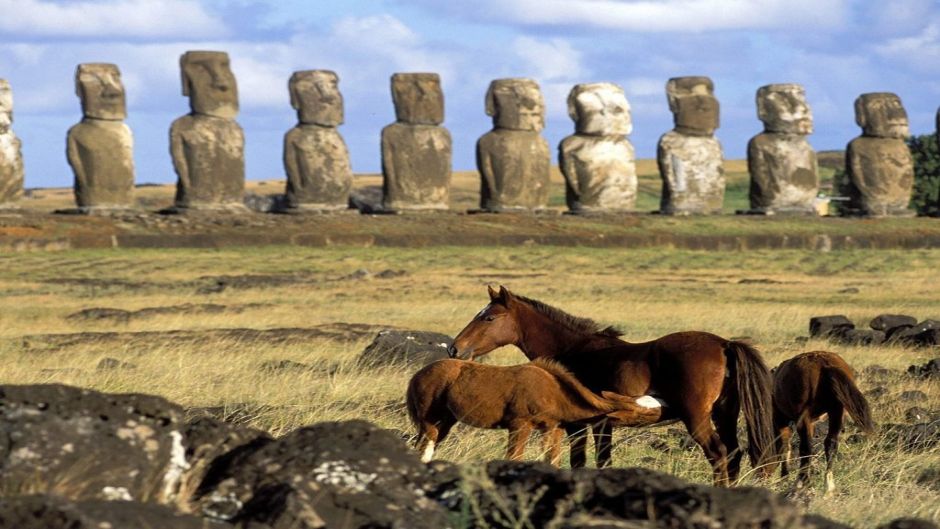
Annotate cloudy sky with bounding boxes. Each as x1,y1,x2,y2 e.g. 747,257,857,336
2,0,939,187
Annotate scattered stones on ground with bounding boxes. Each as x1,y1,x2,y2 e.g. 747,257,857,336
357,329,453,367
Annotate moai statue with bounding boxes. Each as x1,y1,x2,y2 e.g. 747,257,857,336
0,80,24,207
559,82,636,213
747,84,818,215
844,93,914,216
283,70,352,212
170,51,244,210
381,73,452,211
477,78,551,212
66,63,134,212
656,76,724,214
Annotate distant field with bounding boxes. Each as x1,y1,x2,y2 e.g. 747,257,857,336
21,159,837,214
0,244,936,526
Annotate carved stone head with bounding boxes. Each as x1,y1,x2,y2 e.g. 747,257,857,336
391,73,444,125
181,51,238,119
567,82,632,136
855,92,909,139
666,76,719,136
757,84,812,135
75,63,126,120
485,78,545,132
0,79,12,134
290,70,343,126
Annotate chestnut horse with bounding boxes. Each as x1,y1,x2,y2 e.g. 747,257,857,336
773,351,875,492
449,286,776,486
407,358,662,465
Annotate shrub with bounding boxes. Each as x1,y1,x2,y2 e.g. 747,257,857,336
907,133,940,216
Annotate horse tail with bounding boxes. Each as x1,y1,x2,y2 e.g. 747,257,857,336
826,366,875,433
726,340,776,470
532,358,615,413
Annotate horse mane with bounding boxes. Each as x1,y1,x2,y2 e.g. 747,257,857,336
513,293,623,338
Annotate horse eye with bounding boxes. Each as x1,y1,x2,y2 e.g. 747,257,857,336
484,316,495,322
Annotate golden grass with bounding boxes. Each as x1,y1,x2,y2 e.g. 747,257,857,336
0,245,937,526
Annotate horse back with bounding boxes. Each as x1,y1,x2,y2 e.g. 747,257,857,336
773,351,853,421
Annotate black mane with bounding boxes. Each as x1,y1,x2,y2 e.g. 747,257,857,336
513,293,623,338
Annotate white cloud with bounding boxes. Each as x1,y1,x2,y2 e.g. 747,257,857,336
874,22,940,75
512,36,584,81
444,0,849,32
0,0,228,39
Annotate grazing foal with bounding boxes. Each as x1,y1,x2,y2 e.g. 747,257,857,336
407,358,661,465
773,351,875,492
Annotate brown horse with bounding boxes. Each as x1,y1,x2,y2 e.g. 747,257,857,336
407,358,662,465
772,351,875,493
449,286,776,486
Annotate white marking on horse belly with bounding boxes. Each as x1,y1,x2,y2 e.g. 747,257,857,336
421,440,435,463
636,395,664,409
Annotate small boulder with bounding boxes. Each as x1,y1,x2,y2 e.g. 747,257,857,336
877,519,940,529
0,495,225,529
357,329,452,367
908,358,940,378
809,315,855,338
870,314,918,332
838,329,885,346
0,384,189,503
193,419,450,528
899,390,928,403
905,407,932,423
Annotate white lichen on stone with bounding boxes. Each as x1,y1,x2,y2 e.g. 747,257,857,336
312,460,378,493
161,430,190,502
102,486,132,501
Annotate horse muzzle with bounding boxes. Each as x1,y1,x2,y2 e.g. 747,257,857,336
448,344,474,360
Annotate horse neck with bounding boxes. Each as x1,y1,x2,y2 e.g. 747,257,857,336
515,306,611,359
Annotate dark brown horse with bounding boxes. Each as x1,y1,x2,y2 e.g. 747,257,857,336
772,351,875,493
449,286,776,486
407,358,663,465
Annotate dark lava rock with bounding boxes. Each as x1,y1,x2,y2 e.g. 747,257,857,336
259,359,313,373
0,495,226,529
870,314,918,332
863,364,895,379
881,420,940,451
916,467,940,491
877,519,940,529
181,414,272,500
357,329,452,367
838,329,885,346
809,315,855,338
0,384,188,503
427,461,817,529
194,419,450,529
893,321,940,347
867,386,889,399
899,390,929,403
908,358,940,378
66,307,132,323
905,407,932,423
96,356,137,370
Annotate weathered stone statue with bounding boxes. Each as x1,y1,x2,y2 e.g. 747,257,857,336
477,78,551,212
844,92,914,216
0,79,24,207
656,76,724,214
381,73,451,211
747,84,818,214
66,63,134,212
283,70,352,212
170,51,244,210
559,82,636,213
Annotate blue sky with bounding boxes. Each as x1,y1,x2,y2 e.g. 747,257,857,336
1,0,939,187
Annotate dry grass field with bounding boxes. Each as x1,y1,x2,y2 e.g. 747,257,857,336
0,243,937,527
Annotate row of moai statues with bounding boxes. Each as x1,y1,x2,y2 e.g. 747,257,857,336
0,51,929,216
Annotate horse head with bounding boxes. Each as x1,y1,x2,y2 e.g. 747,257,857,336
449,285,522,360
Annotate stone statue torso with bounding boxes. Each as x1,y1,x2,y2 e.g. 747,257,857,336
284,125,352,209
657,131,724,214
846,136,913,215
559,135,636,211
381,123,452,210
171,114,245,207
67,119,134,207
477,129,550,210
747,133,817,212
0,132,23,204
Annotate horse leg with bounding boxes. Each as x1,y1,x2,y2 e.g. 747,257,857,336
542,426,565,467
683,412,730,487
592,420,614,468
713,395,742,483
824,405,844,494
777,424,793,478
416,416,456,463
506,424,533,461
795,415,815,490
566,424,589,468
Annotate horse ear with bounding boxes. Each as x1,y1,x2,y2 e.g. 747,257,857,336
498,285,511,300
487,285,499,301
